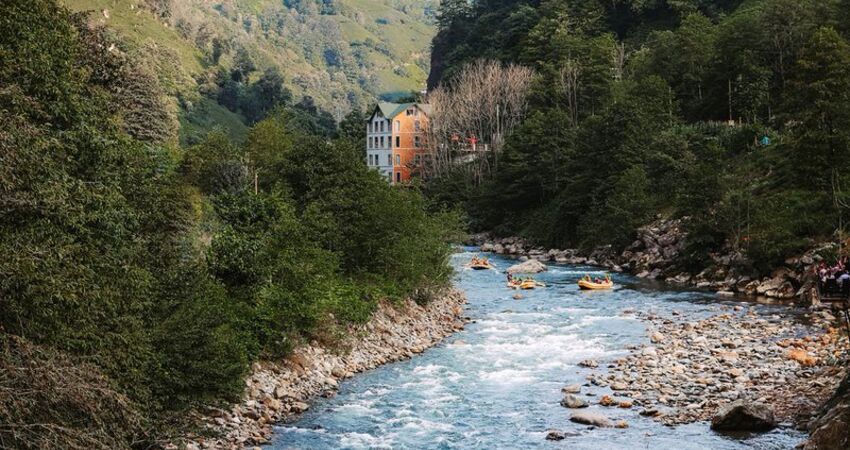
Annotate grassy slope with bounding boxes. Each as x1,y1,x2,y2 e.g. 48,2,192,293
62,0,435,141
62,0,435,105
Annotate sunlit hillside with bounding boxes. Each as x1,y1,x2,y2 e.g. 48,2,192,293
62,0,436,141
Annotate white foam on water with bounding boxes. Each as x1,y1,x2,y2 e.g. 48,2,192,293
278,426,327,434
576,314,624,326
479,368,536,384
551,306,596,314
334,401,379,416
338,432,393,449
412,364,446,376
358,386,392,398
386,416,455,434
475,320,553,336
491,311,553,320
421,393,459,407
548,269,609,276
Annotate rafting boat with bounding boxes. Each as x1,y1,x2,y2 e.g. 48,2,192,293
507,279,545,290
578,279,614,290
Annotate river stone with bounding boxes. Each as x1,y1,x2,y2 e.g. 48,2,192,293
570,412,612,427
561,394,589,408
506,259,548,274
578,359,599,368
710,400,777,432
290,401,310,413
563,384,582,394
545,430,565,441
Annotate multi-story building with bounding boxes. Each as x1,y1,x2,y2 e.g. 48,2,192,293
365,102,430,184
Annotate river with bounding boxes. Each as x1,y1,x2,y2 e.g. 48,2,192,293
270,248,805,449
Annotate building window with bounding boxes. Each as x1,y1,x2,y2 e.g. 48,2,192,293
387,154,391,165
395,136,400,148
379,136,384,148
395,120,400,132
396,172,401,182
414,154,421,165
406,108,413,116
414,136,421,148
395,154,400,165
414,120,421,131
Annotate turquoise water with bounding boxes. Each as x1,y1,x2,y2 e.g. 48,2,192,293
270,249,805,449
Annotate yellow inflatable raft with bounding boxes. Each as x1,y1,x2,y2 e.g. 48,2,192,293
577,279,614,290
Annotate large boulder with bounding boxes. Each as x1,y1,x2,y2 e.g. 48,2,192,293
560,394,588,409
710,400,777,432
506,259,547,274
570,412,611,427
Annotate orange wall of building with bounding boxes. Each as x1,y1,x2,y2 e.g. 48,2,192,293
390,106,428,183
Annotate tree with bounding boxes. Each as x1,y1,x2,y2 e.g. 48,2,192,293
579,166,653,249
648,13,716,120
338,107,367,146
211,36,229,64
241,68,292,123
436,0,472,30
783,27,850,192
425,59,534,182
0,0,249,430
232,46,256,82
782,27,850,245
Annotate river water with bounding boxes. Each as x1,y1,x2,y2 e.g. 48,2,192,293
270,249,805,449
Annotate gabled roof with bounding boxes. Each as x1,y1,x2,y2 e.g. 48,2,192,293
367,102,430,121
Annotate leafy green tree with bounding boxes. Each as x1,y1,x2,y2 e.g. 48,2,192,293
338,107,368,147
232,46,256,82
783,27,850,192
648,13,716,120
241,68,292,123
0,0,249,424
578,166,653,249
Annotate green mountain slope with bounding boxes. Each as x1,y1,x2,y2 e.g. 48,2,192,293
62,0,436,141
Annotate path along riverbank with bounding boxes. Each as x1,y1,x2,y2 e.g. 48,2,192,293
176,289,467,450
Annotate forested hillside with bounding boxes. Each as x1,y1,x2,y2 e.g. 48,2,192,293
426,0,850,274
61,0,436,144
0,1,457,448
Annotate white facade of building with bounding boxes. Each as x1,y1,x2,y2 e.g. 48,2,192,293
366,113,393,182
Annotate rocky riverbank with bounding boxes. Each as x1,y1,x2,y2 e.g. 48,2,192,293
469,219,839,306
175,289,467,450
597,307,846,427
550,305,848,442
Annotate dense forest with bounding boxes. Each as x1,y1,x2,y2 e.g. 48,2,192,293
426,0,850,273
0,1,457,448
